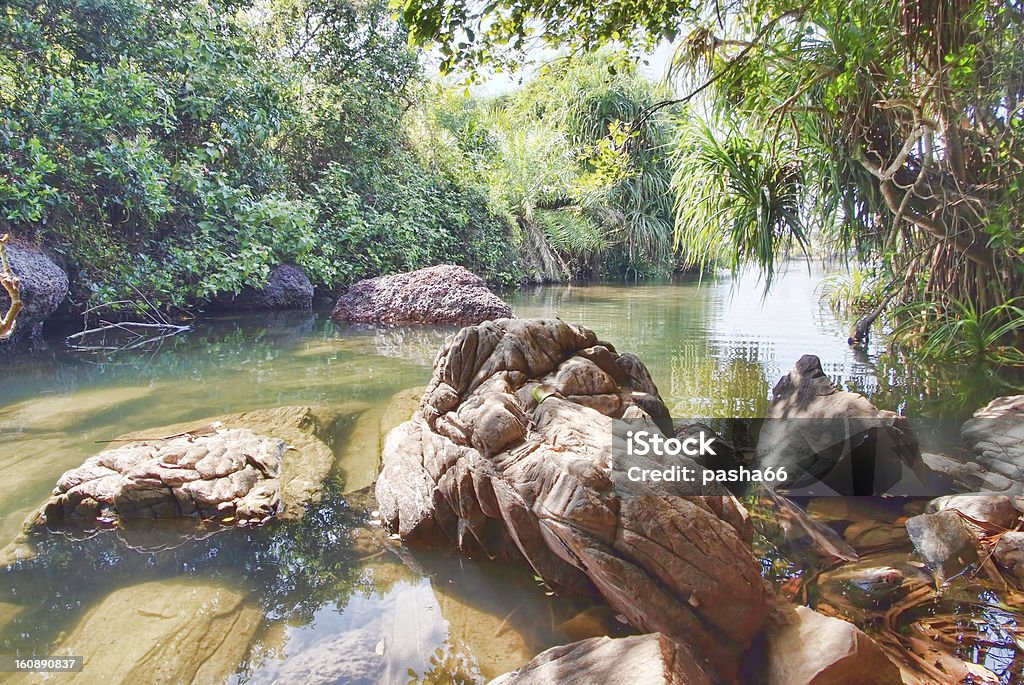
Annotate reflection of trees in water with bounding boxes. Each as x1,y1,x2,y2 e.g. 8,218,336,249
666,340,771,419
405,641,481,685
840,348,1024,422
0,312,319,404
0,484,365,654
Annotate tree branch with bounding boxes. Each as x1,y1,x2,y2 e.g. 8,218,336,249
628,5,811,134
0,234,22,341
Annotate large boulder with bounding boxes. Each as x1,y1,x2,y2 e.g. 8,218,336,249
332,264,512,325
26,428,286,527
755,354,924,495
6,580,260,685
375,318,769,679
213,263,314,311
0,238,67,344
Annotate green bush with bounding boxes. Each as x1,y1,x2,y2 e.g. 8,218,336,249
0,0,522,311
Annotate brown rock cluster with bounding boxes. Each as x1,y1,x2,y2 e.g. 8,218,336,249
376,318,770,678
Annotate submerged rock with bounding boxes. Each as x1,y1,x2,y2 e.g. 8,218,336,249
905,510,980,581
755,355,923,495
763,605,902,685
489,633,713,685
332,264,512,325
337,387,423,494
817,553,930,612
6,580,260,685
375,318,768,679
27,428,286,526
22,406,341,533
0,238,68,345
842,520,910,553
211,263,314,312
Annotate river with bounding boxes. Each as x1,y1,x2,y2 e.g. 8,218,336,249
0,261,1017,682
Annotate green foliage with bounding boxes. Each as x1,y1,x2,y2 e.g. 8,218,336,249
892,298,1024,366
0,0,522,310
817,268,887,319
414,52,680,279
399,0,1024,349
671,118,807,286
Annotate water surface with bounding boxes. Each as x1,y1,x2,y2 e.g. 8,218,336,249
0,262,1015,682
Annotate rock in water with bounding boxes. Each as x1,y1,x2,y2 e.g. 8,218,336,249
0,239,67,344
927,494,1021,529
5,580,260,685
27,428,285,526
905,510,980,580
331,264,512,325
961,395,1024,491
994,531,1024,581
21,405,347,535
375,318,768,679
488,633,714,685
212,263,314,311
763,605,902,685
756,354,923,495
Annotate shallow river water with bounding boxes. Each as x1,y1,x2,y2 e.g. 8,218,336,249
0,261,1019,683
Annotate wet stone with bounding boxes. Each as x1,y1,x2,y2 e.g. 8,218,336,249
25,429,285,528
906,510,980,581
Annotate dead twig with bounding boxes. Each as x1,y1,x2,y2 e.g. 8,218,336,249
0,234,23,340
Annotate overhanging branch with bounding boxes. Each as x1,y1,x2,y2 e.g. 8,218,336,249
0,234,23,341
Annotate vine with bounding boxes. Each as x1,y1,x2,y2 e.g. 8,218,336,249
0,234,22,340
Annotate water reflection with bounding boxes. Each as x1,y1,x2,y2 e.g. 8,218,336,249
0,264,1020,682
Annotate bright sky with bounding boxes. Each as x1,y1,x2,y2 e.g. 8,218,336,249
429,40,680,98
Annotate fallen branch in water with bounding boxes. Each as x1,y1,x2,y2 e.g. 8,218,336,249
66,321,192,342
0,234,22,340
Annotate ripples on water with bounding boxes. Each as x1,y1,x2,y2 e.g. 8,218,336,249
0,261,1020,682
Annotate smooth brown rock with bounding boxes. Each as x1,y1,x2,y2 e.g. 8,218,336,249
764,605,902,685
6,580,260,685
375,319,769,679
488,633,713,685
994,531,1024,581
332,264,512,325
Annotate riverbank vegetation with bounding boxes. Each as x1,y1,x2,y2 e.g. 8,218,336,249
2,0,1022,361
0,0,684,314
401,0,1024,358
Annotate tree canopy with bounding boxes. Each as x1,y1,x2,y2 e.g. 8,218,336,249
401,0,1024,351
